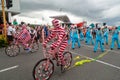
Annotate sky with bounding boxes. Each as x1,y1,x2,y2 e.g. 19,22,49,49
13,0,120,26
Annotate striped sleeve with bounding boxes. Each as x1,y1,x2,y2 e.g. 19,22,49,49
44,31,54,44
54,30,66,47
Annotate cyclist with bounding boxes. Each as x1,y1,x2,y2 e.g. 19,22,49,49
17,24,31,52
43,19,68,65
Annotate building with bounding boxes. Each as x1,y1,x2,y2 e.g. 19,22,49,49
0,0,20,34
0,0,20,23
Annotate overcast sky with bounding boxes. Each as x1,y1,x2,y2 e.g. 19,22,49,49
14,0,120,25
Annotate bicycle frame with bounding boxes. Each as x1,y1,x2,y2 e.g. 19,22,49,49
43,46,58,60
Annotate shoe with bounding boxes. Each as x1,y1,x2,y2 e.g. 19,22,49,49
24,48,29,50
72,48,74,50
111,48,113,50
118,48,120,50
94,51,96,53
26,48,31,53
101,50,104,52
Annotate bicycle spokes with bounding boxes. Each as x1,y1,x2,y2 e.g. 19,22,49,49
33,59,54,80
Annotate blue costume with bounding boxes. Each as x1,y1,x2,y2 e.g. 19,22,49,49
110,28,120,50
103,27,109,45
79,29,84,41
44,26,49,38
85,28,94,45
71,27,81,49
94,28,104,52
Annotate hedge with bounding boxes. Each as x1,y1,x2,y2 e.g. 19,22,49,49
0,35,8,48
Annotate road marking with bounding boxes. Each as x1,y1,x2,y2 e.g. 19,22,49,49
71,51,120,70
0,65,19,73
41,42,120,69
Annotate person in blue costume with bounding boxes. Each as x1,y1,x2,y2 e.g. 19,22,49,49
78,28,84,41
110,26,120,50
94,27,104,52
43,25,49,38
102,26,109,45
71,25,81,49
85,27,94,45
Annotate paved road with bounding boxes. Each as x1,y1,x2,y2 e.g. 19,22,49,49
0,41,120,80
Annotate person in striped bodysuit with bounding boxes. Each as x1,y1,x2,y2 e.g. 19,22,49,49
43,19,68,65
18,24,31,50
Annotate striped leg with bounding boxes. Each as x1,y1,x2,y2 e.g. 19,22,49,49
58,41,68,65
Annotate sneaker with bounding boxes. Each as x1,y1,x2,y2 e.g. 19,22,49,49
101,50,104,52
72,48,74,50
111,48,113,50
106,43,108,45
118,48,120,50
24,48,29,50
26,48,31,53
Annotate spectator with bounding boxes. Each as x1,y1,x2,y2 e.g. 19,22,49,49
13,19,18,26
7,23,13,44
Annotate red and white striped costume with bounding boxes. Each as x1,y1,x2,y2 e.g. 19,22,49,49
43,19,68,64
17,25,31,48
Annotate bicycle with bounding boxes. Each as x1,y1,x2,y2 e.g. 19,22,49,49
32,44,72,80
5,34,39,57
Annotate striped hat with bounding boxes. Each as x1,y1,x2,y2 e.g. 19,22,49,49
52,19,60,27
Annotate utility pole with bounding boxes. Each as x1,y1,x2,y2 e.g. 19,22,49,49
1,0,7,40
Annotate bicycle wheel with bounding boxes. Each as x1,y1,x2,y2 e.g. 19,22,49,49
61,51,72,73
5,44,20,57
33,58,54,80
